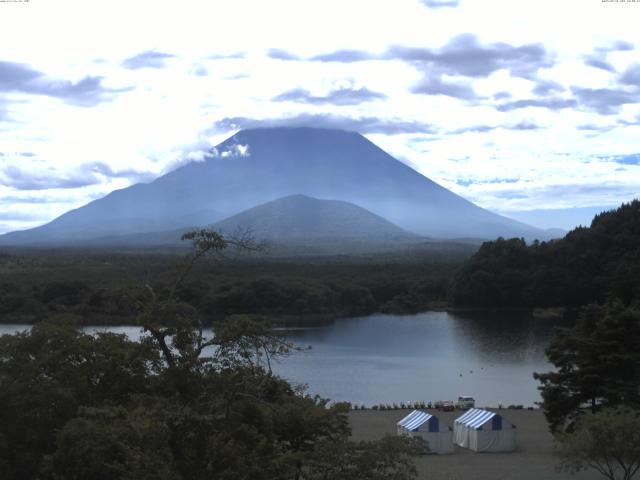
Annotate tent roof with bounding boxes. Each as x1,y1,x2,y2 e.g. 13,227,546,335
455,409,498,430
397,410,433,431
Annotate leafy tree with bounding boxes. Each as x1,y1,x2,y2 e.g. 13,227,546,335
0,229,428,480
44,406,174,480
557,407,640,480
303,435,428,480
534,302,640,432
0,318,159,479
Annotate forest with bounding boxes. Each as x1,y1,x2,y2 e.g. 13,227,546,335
450,200,640,309
2,201,639,325
0,244,472,326
0,231,429,480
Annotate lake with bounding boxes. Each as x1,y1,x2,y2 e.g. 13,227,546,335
0,311,562,407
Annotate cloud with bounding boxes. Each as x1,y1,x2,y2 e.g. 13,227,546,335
386,34,552,79
493,91,511,100
0,61,41,88
451,122,540,134
584,41,635,72
411,73,478,99
493,62,640,115
208,52,245,60
384,35,553,103
532,79,564,96
451,125,496,134
38,76,127,106
1,165,100,190
620,64,640,87
571,86,640,115
215,113,436,135
576,123,617,133
272,86,386,105
0,60,128,106
420,0,460,7
0,210,45,221
81,162,156,183
121,50,175,69
210,143,251,159
0,194,75,204
584,56,615,72
605,154,640,165
496,97,578,111
309,49,379,63
0,100,7,123
509,121,541,131
191,64,209,76
278,35,552,82
1,162,155,191
611,41,635,51
472,182,640,213
267,49,301,61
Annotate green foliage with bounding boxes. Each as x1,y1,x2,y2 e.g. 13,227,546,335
0,318,159,479
451,200,640,308
45,406,175,480
0,229,428,480
534,302,640,432
557,407,640,480
0,246,465,325
303,435,429,480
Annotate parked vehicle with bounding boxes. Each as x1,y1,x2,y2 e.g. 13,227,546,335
441,400,455,412
456,395,475,410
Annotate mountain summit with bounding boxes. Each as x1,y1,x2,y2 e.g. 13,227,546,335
0,127,549,245
214,194,415,240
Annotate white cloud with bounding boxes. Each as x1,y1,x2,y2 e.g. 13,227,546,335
211,143,251,159
0,0,639,233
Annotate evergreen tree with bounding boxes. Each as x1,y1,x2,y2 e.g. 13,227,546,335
534,302,640,432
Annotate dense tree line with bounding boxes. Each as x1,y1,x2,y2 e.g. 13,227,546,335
0,249,461,325
450,200,640,308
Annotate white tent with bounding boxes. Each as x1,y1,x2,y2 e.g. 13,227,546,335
397,410,454,454
453,408,516,452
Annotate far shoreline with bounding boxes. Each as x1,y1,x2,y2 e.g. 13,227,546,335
0,306,578,328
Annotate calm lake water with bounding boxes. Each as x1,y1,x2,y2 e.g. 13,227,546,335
0,311,563,407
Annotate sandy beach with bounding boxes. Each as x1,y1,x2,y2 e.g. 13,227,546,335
349,409,602,480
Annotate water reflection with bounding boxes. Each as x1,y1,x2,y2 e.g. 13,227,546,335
0,311,564,406
274,312,563,406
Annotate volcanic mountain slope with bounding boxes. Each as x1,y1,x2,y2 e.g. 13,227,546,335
70,195,422,253
213,194,416,241
0,127,550,245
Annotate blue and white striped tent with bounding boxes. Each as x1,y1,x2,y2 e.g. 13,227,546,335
397,410,453,454
453,408,516,452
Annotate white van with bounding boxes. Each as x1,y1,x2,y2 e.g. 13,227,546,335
457,396,475,410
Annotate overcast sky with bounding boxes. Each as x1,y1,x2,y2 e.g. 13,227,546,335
1,0,639,234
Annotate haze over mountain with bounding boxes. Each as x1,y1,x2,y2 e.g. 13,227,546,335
213,194,415,240
0,127,553,246
70,195,429,255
